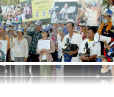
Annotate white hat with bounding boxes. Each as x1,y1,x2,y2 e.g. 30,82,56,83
14,25,26,37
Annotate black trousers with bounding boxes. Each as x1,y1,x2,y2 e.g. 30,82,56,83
6,65,10,85
11,65,15,85
30,54,40,76
0,66,5,85
64,64,81,85
25,65,30,85
81,65,95,85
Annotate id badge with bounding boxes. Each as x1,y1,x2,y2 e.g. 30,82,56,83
18,48,20,52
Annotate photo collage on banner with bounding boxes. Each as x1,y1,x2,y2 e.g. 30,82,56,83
1,5,22,25
20,0,53,22
51,1,78,23
77,0,103,27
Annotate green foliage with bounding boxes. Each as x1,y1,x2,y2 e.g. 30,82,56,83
103,0,110,9
0,0,19,6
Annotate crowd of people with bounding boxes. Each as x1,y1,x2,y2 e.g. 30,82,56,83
0,6,114,78
0,10,114,63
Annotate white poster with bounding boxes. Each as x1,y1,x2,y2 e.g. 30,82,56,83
38,40,50,50
0,40,7,62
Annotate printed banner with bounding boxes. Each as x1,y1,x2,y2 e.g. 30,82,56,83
1,5,22,25
51,1,78,23
20,0,53,22
77,0,103,26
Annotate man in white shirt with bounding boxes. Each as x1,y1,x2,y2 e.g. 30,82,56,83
79,26,101,77
61,21,82,62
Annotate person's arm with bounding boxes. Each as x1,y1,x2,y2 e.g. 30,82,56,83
55,44,58,50
104,41,111,51
24,21,31,34
96,0,100,16
24,39,28,62
86,54,97,61
67,50,79,56
36,41,42,54
7,36,10,51
82,0,87,10
82,42,101,61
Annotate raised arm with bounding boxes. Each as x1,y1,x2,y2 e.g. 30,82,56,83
82,0,87,10
24,21,31,33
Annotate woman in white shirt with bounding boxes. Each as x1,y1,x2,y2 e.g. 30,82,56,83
10,26,28,78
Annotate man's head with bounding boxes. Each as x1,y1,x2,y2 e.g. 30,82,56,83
6,6,13,20
64,3,68,9
25,4,27,7
35,20,42,31
102,9,113,24
16,6,22,16
66,22,75,34
0,42,2,50
91,3,97,11
87,26,98,40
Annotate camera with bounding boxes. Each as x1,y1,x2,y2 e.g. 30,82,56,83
79,42,90,57
62,38,79,57
62,38,71,53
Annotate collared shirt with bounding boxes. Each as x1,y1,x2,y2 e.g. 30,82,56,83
28,31,42,55
10,37,28,58
79,39,101,57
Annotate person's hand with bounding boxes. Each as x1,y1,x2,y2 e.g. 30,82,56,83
96,75,100,78
80,55,88,61
96,0,99,4
67,51,74,56
25,58,28,62
81,0,85,3
41,49,46,53
103,41,110,50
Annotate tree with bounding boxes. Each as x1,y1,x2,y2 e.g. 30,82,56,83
103,0,111,9
0,0,19,6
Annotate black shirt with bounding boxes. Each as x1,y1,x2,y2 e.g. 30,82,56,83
101,25,114,55
97,69,112,84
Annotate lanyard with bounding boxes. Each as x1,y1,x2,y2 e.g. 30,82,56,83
36,33,39,39
17,40,22,47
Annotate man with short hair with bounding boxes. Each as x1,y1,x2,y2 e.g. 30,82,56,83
61,21,82,62
25,20,42,76
97,9,114,55
61,22,82,85
79,26,101,77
